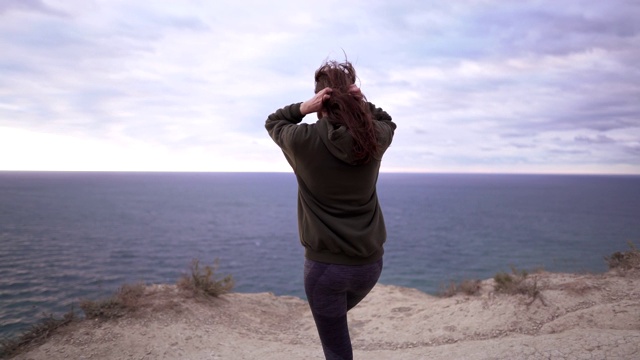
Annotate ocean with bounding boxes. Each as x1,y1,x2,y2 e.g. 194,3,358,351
1,172,639,339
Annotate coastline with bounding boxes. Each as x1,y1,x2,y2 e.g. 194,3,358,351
4,267,639,360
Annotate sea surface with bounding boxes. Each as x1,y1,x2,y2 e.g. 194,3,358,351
1,172,639,338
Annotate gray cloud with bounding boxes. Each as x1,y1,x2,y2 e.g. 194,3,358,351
0,0,68,16
0,0,638,173
574,135,616,144
627,145,640,156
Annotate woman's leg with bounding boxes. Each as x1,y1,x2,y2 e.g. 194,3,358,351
304,259,383,360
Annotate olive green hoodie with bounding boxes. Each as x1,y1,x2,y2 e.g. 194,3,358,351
265,102,396,265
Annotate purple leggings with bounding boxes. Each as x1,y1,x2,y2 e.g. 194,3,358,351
304,258,383,360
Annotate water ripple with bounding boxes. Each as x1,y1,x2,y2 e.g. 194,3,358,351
1,172,639,339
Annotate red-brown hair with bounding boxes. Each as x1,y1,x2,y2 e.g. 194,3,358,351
314,60,379,164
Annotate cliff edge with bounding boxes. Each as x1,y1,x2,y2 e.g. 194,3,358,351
7,268,640,359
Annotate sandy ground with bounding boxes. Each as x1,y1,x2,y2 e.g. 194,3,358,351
10,269,640,360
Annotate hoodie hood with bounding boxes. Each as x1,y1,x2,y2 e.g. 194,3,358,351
316,117,392,165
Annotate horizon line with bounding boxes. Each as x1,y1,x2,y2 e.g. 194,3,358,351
1,169,639,177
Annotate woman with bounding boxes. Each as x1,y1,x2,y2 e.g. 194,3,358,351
265,60,396,359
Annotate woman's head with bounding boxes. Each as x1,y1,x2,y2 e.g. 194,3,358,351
314,61,357,95
313,60,378,164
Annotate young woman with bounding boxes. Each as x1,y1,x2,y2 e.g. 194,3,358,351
265,60,396,359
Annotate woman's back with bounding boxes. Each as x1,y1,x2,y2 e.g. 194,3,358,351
265,58,396,360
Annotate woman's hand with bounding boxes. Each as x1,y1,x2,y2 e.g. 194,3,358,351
300,87,332,115
348,84,363,101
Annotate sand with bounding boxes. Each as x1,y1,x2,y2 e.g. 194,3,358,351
9,269,640,360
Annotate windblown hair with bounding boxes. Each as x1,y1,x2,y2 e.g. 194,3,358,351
314,60,379,164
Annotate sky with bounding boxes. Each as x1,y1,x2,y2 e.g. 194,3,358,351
1,0,639,174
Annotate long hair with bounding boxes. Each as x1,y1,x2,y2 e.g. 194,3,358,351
314,60,379,164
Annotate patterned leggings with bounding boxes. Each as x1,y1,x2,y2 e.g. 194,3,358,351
304,258,383,360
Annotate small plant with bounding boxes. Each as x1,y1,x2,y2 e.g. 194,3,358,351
0,310,75,358
459,279,482,295
604,241,640,273
438,279,481,297
493,271,514,291
177,259,234,298
438,281,458,298
80,283,146,320
494,266,528,293
493,266,545,306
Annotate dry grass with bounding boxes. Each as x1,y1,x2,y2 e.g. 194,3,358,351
559,279,600,295
494,266,546,306
1,258,233,358
0,311,75,358
438,281,458,297
177,259,234,298
438,279,482,297
604,241,640,274
80,283,146,320
1,283,146,357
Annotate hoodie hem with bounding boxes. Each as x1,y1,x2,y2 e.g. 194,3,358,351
304,248,384,266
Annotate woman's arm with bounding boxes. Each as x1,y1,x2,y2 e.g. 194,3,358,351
265,103,304,149
300,87,332,115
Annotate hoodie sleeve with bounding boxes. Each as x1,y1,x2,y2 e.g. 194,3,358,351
265,102,313,169
368,102,393,123
266,102,304,145
367,102,396,145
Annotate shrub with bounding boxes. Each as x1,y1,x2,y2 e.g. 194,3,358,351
0,311,75,358
177,259,234,298
494,266,545,306
438,281,458,297
604,241,640,272
80,283,146,320
438,279,481,297
459,279,482,295
1,259,235,357
494,266,527,293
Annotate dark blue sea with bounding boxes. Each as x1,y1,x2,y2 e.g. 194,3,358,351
1,172,639,339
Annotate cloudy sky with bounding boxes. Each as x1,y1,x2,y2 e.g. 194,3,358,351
1,0,639,174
